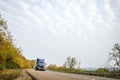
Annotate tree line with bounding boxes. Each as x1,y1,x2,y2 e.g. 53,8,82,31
0,14,35,70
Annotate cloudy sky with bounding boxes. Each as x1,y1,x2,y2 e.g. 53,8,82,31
0,0,120,68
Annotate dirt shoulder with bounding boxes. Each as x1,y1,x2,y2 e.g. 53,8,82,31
16,69,32,80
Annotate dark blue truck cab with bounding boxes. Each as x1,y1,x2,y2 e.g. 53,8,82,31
35,58,46,71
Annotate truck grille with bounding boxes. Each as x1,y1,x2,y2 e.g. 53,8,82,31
39,66,44,68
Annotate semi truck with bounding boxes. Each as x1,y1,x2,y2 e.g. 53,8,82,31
35,58,46,71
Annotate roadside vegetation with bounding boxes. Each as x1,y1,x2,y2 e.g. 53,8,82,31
0,69,20,80
0,14,33,70
47,65,120,79
47,44,120,79
0,14,35,79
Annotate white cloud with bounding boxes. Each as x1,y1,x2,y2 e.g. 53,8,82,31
19,0,29,10
53,12,63,21
89,0,98,18
0,1,18,14
44,14,51,23
26,10,42,24
104,0,115,23
73,6,86,23
34,6,45,16
46,2,53,10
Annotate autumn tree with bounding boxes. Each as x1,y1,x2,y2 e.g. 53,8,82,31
0,14,31,70
29,60,36,68
0,14,8,70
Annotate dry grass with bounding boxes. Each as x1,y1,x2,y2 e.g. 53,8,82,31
0,69,32,80
0,69,20,80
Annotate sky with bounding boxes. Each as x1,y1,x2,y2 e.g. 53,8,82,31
0,0,120,68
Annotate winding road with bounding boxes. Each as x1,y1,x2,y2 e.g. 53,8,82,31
26,69,119,80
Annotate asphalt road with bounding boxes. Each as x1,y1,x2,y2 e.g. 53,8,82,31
26,69,119,80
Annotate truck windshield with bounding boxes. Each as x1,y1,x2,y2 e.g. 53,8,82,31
38,62,45,66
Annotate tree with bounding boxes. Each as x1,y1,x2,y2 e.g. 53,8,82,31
0,13,31,70
0,14,7,70
66,56,71,68
64,56,77,69
109,43,120,68
70,57,77,68
0,14,7,30
29,60,36,68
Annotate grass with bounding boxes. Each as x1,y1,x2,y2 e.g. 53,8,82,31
0,69,21,80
